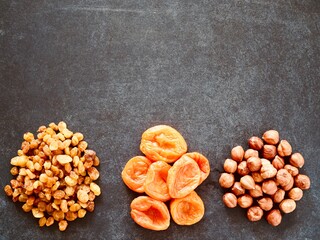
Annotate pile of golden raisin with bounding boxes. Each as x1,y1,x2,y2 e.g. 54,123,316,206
121,125,210,231
219,130,310,226
3,122,101,231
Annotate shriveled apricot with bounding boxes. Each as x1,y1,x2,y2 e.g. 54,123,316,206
130,196,170,231
184,152,210,184
140,125,187,163
121,156,152,193
170,191,204,225
144,161,171,202
167,155,201,198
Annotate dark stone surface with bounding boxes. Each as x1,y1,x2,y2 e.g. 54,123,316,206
0,0,319,239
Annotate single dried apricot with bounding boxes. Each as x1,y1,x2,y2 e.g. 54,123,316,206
122,156,152,193
170,191,204,225
144,161,171,202
167,155,201,198
130,196,170,231
184,152,210,184
140,125,187,163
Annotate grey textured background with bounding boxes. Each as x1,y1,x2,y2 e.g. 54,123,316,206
0,0,319,239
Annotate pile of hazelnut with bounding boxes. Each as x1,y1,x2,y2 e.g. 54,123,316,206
219,130,311,226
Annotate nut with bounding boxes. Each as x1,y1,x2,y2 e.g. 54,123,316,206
289,153,305,168
277,140,292,157
272,155,285,170
240,175,255,190
262,145,277,160
282,176,294,191
260,164,277,179
231,146,244,162
244,149,259,160
261,158,271,166
249,184,263,198
284,164,299,177
248,136,264,150
294,174,310,190
257,197,273,211
237,161,250,176
288,188,303,201
231,182,245,196
237,194,253,208
251,172,264,183
276,169,292,187
273,189,285,203
247,206,263,222
279,199,296,213
266,209,282,226
223,193,237,208
247,157,262,172
262,179,277,195
219,173,235,188
223,159,237,173
262,130,279,145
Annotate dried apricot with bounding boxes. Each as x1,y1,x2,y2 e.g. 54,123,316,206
167,155,201,198
144,161,171,202
140,125,187,163
122,156,152,193
130,196,170,231
184,152,210,184
170,191,204,225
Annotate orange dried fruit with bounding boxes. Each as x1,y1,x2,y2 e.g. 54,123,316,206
170,191,204,225
121,156,152,193
144,161,171,202
167,155,201,198
130,196,170,231
184,152,210,184
140,125,187,163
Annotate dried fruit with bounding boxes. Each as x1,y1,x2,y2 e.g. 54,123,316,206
184,152,210,184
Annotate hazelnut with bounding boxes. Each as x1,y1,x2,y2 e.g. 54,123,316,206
277,140,292,157
262,130,280,145
237,161,250,176
251,172,264,183
223,159,237,173
284,164,299,177
248,136,264,150
290,153,305,168
240,175,255,190
273,189,285,203
249,184,263,198
231,182,245,196
267,209,282,226
219,173,235,188
262,179,277,195
247,206,263,222
276,169,292,187
237,194,253,208
282,176,294,191
257,197,273,211
223,193,237,208
247,157,262,172
244,149,259,160
294,174,310,190
262,145,277,160
288,187,303,201
261,158,271,166
231,146,244,162
260,164,277,179
279,199,296,213
272,155,285,170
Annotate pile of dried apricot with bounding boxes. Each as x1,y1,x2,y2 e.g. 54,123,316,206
122,125,210,231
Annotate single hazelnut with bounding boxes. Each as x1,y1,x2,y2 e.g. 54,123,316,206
223,193,237,208
262,179,277,195
252,172,264,183
249,184,263,198
289,153,305,168
240,175,255,190
273,189,285,203
272,155,285,170
262,130,280,145
231,146,244,162
247,206,263,222
262,145,277,160
257,197,273,211
223,159,237,173
260,164,277,179
288,187,303,201
244,149,259,160
277,140,292,157
276,169,292,187
247,157,262,172
261,158,271,166
237,161,250,176
237,194,253,208
267,209,282,226
279,199,296,213
248,136,264,150
284,164,299,177
219,173,235,188
294,174,311,190
231,182,245,196
282,176,294,191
